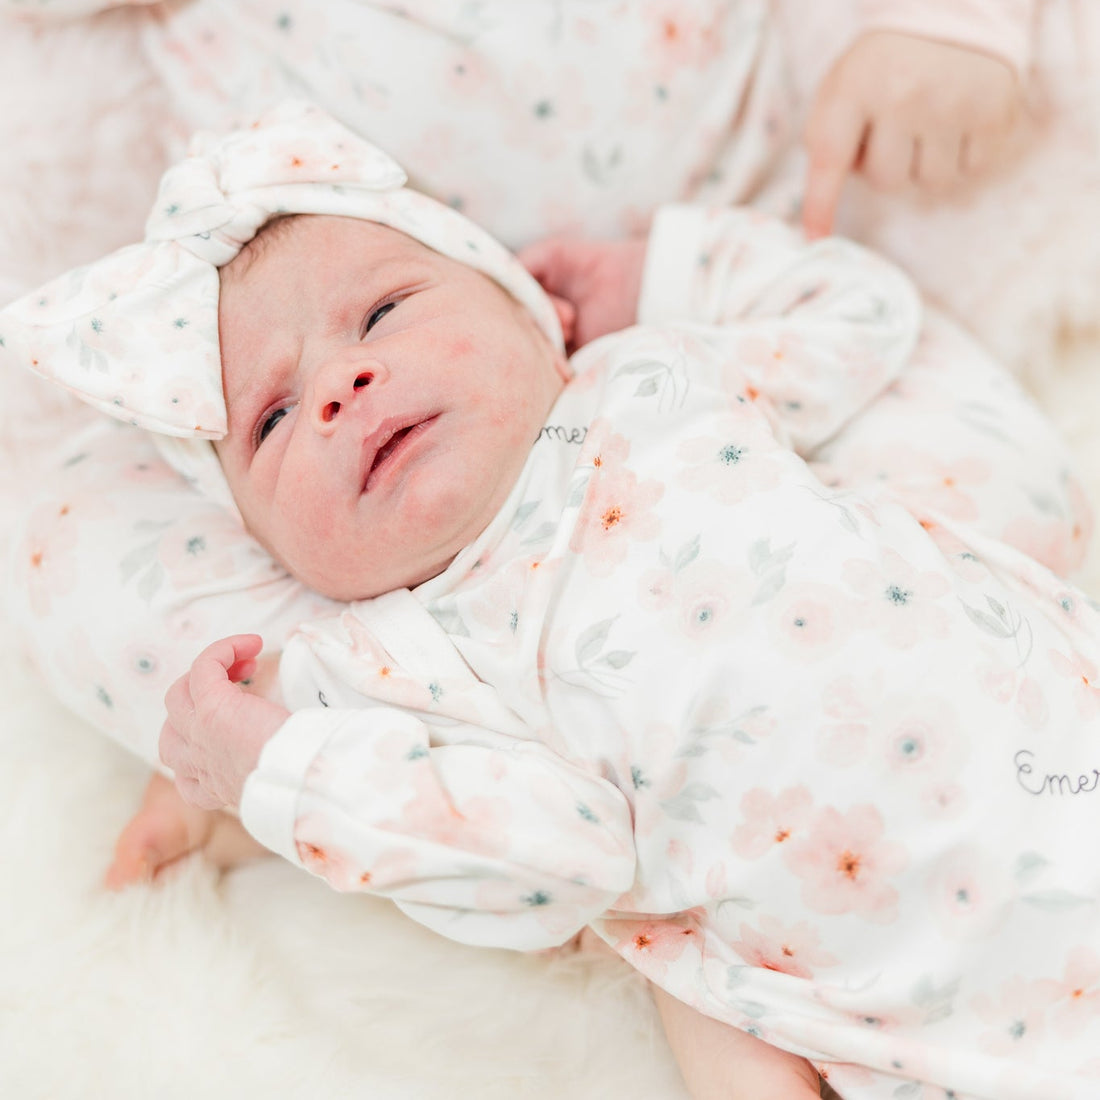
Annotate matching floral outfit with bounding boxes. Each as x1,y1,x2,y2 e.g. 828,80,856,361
235,204,1099,1100
5,5,1092,1098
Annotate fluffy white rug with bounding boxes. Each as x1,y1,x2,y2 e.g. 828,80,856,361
0,8,1097,1099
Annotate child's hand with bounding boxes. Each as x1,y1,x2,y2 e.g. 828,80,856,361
519,236,648,352
803,30,1022,238
158,634,289,811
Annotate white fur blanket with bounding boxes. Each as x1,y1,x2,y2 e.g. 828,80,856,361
1,9,1097,1099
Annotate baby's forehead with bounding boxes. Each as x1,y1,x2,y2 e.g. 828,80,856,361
223,214,437,286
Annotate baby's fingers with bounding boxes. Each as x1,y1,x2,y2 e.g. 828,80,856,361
859,119,914,193
802,97,865,239
912,127,966,192
517,238,568,288
190,634,265,699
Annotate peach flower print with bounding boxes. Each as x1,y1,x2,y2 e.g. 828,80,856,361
769,581,857,663
392,763,513,860
570,424,663,576
1050,946,1100,1036
728,915,838,980
645,2,724,75
841,549,951,649
612,909,705,980
295,813,421,892
925,845,1008,941
303,614,438,711
676,429,782,506
295,834,362,889
640,544,751,646
878,447,990,523
158,521,242,591
502,61,596,154
1003,474,1093,576
971,975,1062,1057
731,786,814,860
444,48,492,97
917,519,990,583
23,498,80,617
1047,648,1100,720
784,804,907,923
871,698,967,806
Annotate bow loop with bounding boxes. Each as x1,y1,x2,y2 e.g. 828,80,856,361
145,101,407,266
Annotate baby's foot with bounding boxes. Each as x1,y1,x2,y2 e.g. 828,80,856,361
104,771,266,889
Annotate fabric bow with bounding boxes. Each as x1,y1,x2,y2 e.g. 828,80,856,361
0,99,562,448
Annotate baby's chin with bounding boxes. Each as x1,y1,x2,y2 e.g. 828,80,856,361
290,553,456,603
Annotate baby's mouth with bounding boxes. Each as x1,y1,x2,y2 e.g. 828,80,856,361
363,417,436,492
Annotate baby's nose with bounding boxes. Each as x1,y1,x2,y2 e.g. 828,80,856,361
316,370,373,425
311,354,386,434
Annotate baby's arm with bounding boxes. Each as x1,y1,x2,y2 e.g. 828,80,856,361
652,986,823,1100
802,0,1034,236
572,930,822,1098
526,207,921,454
144,620,637,951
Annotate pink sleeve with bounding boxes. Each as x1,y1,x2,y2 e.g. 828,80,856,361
857,0,1037,73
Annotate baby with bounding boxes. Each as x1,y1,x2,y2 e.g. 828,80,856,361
6,103,1100,1100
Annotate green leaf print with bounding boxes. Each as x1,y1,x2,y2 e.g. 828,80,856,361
660,781,722,823
576,618,615,665
1021,889,1094,912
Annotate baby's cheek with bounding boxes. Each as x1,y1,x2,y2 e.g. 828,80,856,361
447,335,476,361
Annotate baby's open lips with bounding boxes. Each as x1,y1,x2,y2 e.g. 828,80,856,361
360,415,438,492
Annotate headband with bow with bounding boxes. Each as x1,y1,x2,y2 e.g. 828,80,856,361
0,100,564,514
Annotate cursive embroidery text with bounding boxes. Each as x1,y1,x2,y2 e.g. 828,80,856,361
1015,749,1100,797
537,424,588,446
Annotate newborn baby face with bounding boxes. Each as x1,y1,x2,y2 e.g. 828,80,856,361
216,215,569,600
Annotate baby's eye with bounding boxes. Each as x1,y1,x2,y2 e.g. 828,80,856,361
365,301,397,333
257,405,288,447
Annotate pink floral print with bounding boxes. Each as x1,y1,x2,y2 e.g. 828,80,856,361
784,804,907,923
728,915,838,979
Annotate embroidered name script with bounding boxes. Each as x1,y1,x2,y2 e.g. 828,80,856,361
1015,749,1100,797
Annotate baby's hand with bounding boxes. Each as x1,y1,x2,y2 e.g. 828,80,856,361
159,634,289,811
803,30,1022,238
519,236,648,352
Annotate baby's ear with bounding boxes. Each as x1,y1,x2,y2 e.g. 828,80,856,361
549,293,576,351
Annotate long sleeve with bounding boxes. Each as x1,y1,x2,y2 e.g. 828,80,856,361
856,0,1036,75
239,595,637,951
637,203,921,454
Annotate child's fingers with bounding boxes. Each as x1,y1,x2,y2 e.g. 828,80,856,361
516,238,564,285
913,130,964,191
859,120,914,192
189,634,265,697
960,132,996,177
802,100,865,239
